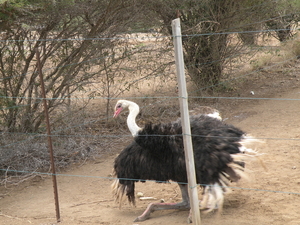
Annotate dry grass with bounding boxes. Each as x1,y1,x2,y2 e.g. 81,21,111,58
249,34,300,71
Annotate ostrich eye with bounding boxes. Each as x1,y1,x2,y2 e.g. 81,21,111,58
116,103,122,110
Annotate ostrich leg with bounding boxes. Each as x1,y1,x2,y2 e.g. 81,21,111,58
133,184,190,222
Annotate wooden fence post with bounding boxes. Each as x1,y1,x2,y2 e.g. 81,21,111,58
172,18,201,224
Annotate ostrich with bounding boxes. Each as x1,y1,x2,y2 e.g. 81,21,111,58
112,100,260,222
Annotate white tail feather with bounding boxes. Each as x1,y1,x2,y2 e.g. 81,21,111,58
111,179,127,209
200,184,224,214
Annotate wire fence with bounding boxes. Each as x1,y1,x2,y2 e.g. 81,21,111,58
1,167,300,196
1,27,300,160
1,17,300,223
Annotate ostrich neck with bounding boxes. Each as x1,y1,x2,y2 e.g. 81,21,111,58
127,104,141,137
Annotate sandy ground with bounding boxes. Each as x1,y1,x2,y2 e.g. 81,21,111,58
1,72,300,225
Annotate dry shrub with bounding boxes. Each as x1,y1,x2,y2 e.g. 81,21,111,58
0,101,122,186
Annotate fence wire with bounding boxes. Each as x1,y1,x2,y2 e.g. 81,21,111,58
1,23,300,206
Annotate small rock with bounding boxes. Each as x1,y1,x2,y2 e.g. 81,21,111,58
136,192,144,197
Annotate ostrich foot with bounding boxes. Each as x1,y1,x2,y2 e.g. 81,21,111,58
133,201,190,222
187,212,193,224
187,203,220,223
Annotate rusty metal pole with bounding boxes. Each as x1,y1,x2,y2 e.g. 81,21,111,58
35,48,61,223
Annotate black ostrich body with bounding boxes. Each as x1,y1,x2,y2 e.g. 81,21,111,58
112,100,259,222
114,115,244,202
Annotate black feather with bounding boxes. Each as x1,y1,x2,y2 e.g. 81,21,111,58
113,115,246,204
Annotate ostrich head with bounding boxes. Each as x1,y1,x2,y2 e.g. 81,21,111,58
113,100,141,136
114,100,132,118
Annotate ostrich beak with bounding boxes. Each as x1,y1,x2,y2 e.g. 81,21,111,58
113,107,123,118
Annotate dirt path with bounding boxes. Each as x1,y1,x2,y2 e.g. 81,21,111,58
1,86,300,225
